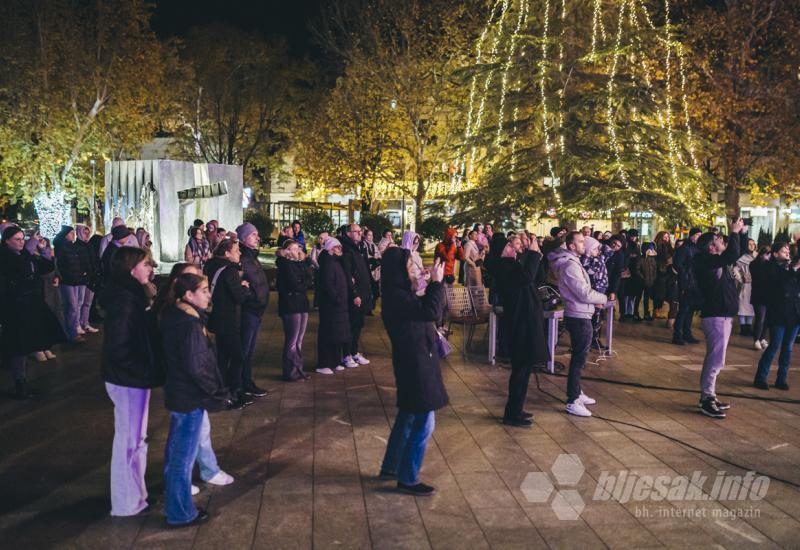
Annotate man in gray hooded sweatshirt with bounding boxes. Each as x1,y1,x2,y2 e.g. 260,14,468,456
549,231,607,417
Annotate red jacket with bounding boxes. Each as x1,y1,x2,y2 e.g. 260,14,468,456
435,232,464,277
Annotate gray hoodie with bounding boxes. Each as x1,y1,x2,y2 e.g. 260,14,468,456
549,248,607,319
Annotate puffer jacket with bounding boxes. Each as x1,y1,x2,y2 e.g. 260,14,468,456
549,248,607,319
56,240,91,286
160,301,230,413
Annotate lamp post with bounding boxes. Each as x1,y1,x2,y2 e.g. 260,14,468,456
90,158,97,235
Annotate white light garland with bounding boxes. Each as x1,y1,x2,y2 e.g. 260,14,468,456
605,0,631,189
34,186,71,240
496,0,529,146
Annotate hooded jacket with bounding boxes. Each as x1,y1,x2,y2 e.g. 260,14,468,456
380,247,448,413
204,256,252,335
549,248,607,319
54,226,91,286
434,228,464,277
160,301,230,412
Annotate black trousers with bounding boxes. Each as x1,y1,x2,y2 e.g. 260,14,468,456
565,317,593,403
318,338,345,370
216,332,244,393
349,308,365,356
503,362,533,420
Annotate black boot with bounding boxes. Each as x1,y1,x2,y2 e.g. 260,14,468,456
13,379,38,400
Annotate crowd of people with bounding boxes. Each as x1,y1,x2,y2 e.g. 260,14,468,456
2,212,799,522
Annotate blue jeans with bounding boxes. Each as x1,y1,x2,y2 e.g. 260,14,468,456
197,411,220,481
240,311,263,387
565,317,593,403
59,284,85,340
380,411,435,485
755,324,800,385
164,408,204,525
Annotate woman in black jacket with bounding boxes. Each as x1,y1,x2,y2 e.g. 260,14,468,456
316,238,351,374
54,225,90,343
749,246,772,350
1,226,66,398
378,247,447,496
99,246,162,517
493,234,548,427
161,272,232,527
276,239,314,381
204,239,253,408
753,243,800,390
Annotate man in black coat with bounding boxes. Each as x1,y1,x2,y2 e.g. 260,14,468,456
693,218,746,419
101,225,133,279
494,234,548,427
235,223,270,397
339,223,373,367
379,246,447,496
672,227,702,345
55,225,91,343
604,236,625,302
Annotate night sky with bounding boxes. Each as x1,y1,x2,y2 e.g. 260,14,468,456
151,0,326,58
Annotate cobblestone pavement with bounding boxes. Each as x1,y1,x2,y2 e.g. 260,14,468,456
2,305,799,549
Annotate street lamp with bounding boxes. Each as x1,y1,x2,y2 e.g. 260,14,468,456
89,158,97,235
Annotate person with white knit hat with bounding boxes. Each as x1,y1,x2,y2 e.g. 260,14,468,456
316,238,352,374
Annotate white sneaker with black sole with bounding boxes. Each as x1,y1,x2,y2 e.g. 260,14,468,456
698,397,730,411
566,401,592,417
699,398,726,419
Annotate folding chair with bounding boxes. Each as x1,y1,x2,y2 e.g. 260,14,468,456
445,286,489,355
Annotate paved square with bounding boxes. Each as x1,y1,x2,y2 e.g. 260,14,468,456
2,307,799,549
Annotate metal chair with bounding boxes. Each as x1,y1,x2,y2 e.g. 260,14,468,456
445,285,489,355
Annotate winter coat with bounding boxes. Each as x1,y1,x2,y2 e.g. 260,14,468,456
276,255,313,315
605,250,625,295
204,257,252,335
654,243,675,303
340,235,373,311
549,248,607,319
55,239,91,286
493,251,549,366
734,254,755,317
380,247,449,413
582,253,609,294
749,257,770,307
161,302,230,413
434,238,464,278
762,258,800,327
692,233,743,318
239,244,270,316
673,240,699,298
0,246,66,359
99,274,163,388
318,251,351,344
636,256,658,289
77,238,102,291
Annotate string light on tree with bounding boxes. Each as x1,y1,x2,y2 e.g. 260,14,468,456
33,186,71,240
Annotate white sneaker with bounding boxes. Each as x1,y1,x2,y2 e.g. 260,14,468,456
335,365,346,371
77,327,86,335
353,353,370,365
342,356,359,368
191,484,200,495
316,368,334,375
32,351,47,362
566,401,593,417
206,471,234,486
761,339,769,349
578,392,596,406
44,350,56,360
84,325,99,333
754,340,763,351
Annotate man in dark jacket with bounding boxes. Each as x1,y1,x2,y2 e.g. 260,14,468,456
339,223,373,367
604,236,625,301
379,246,447,496
672,227,702,344
693,218,745,419
101,225,133,278
235,223,269,397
